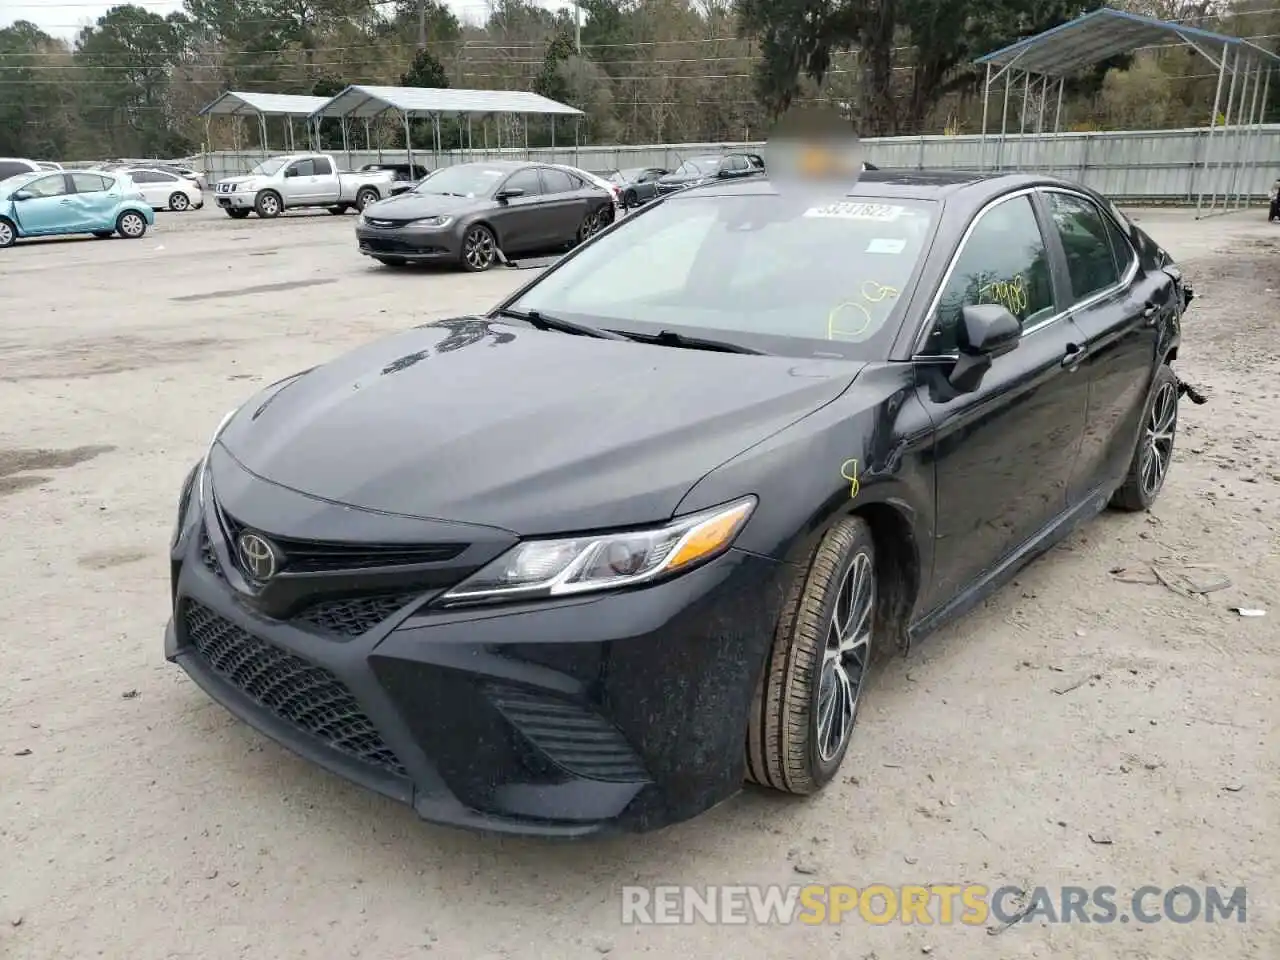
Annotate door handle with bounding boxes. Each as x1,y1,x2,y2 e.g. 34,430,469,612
1061,342,1085,368
59,199,72,204
1142,301,1159,326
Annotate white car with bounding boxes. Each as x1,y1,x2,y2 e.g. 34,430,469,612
548,163,622,226
127,168,203,212
0,158,42,182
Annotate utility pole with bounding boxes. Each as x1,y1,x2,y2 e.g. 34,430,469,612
574,2,581,54
417,0,426,51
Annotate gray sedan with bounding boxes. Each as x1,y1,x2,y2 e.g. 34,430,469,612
355,160,614,272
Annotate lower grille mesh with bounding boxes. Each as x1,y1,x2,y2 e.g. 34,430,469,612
489,683,651,783
183,600,407,778
293,593,420,638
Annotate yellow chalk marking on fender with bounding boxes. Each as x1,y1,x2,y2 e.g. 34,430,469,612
841,458,860,499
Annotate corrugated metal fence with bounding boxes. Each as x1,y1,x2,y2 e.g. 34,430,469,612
196,125,1280,203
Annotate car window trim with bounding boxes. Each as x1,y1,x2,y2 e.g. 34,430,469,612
1037,185,1140,312
911,186,1066,358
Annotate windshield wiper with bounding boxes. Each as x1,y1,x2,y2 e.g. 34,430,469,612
496,307,628,341
617,329,764,355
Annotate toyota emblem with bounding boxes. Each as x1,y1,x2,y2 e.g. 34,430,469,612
236,532,279,581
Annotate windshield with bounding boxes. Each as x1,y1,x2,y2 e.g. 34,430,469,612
413,164,506,198
248,158,288,176
673,158,719,177
506,192,937,359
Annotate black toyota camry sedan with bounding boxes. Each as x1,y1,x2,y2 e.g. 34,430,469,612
166,170,1193,837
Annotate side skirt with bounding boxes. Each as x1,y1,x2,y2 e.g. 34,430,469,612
907,486,1113,650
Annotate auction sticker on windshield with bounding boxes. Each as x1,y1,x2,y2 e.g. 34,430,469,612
803,202,903,221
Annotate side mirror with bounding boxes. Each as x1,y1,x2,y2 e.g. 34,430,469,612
12,190,31,201
948,303,1022,393
284,168,299,178
495,187,525,201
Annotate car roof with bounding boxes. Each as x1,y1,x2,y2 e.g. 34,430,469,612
454,159,536,171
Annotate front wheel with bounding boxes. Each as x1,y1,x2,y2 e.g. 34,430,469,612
1111,364,1179,511
116,210,147,239
254,191,282,218
746,517,876,795
461,224,497,272
622,189,637,209
0,217,16,248
168,192,191,212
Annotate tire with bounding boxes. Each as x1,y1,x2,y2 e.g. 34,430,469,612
460,224,497,272
225,208,251,220
1110,363,1178,511
575,209,599,245
746,517,876,795
92,231,113,239
597,204,615,228
168,192,191,212
327,205,348,215
254,190,282,219
355,189,379,212
116,210,147,239
375,256,408,267
0,217,16,248
623,189,637,209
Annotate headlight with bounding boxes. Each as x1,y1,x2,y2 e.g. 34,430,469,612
409,215,452,228
438,497,756,606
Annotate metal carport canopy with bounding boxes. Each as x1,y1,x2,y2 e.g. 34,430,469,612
309,84,584,120
974,6,1280,76
198,91,333,118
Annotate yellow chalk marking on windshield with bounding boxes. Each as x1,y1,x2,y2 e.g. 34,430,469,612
841,459,860,499
861,281,899,303
827,301,873,340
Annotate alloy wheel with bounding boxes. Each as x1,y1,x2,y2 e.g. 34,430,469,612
1140,380,1177,498
171,193,190,211
260,195,279,216
0,222,13,247
120,213,145,237
817,550,874,762
578,211,599,243
464,228,495,270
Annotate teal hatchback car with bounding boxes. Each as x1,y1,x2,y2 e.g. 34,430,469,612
0,170,155,248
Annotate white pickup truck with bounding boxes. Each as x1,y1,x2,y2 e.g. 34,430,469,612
212,152,398,219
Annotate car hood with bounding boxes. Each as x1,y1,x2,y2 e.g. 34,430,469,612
362,192,483,219
216,317,863,535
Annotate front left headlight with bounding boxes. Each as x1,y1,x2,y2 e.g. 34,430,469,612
438,496,757,606
409,215,452,228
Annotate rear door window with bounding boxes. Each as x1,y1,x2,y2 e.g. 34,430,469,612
312,156,333,175
71,173,112,193
540,168,576,194
1044,191,1122,303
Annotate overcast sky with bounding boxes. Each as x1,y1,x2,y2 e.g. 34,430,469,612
1,0,569,41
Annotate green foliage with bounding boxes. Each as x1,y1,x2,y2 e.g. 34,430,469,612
0,0,1263,161
737,0,1129,134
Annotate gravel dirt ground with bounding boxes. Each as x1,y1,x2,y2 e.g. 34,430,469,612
1,204,1276,960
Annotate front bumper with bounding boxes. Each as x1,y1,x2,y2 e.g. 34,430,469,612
166,468,789,836
215,190,257,210
355,223,462,262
